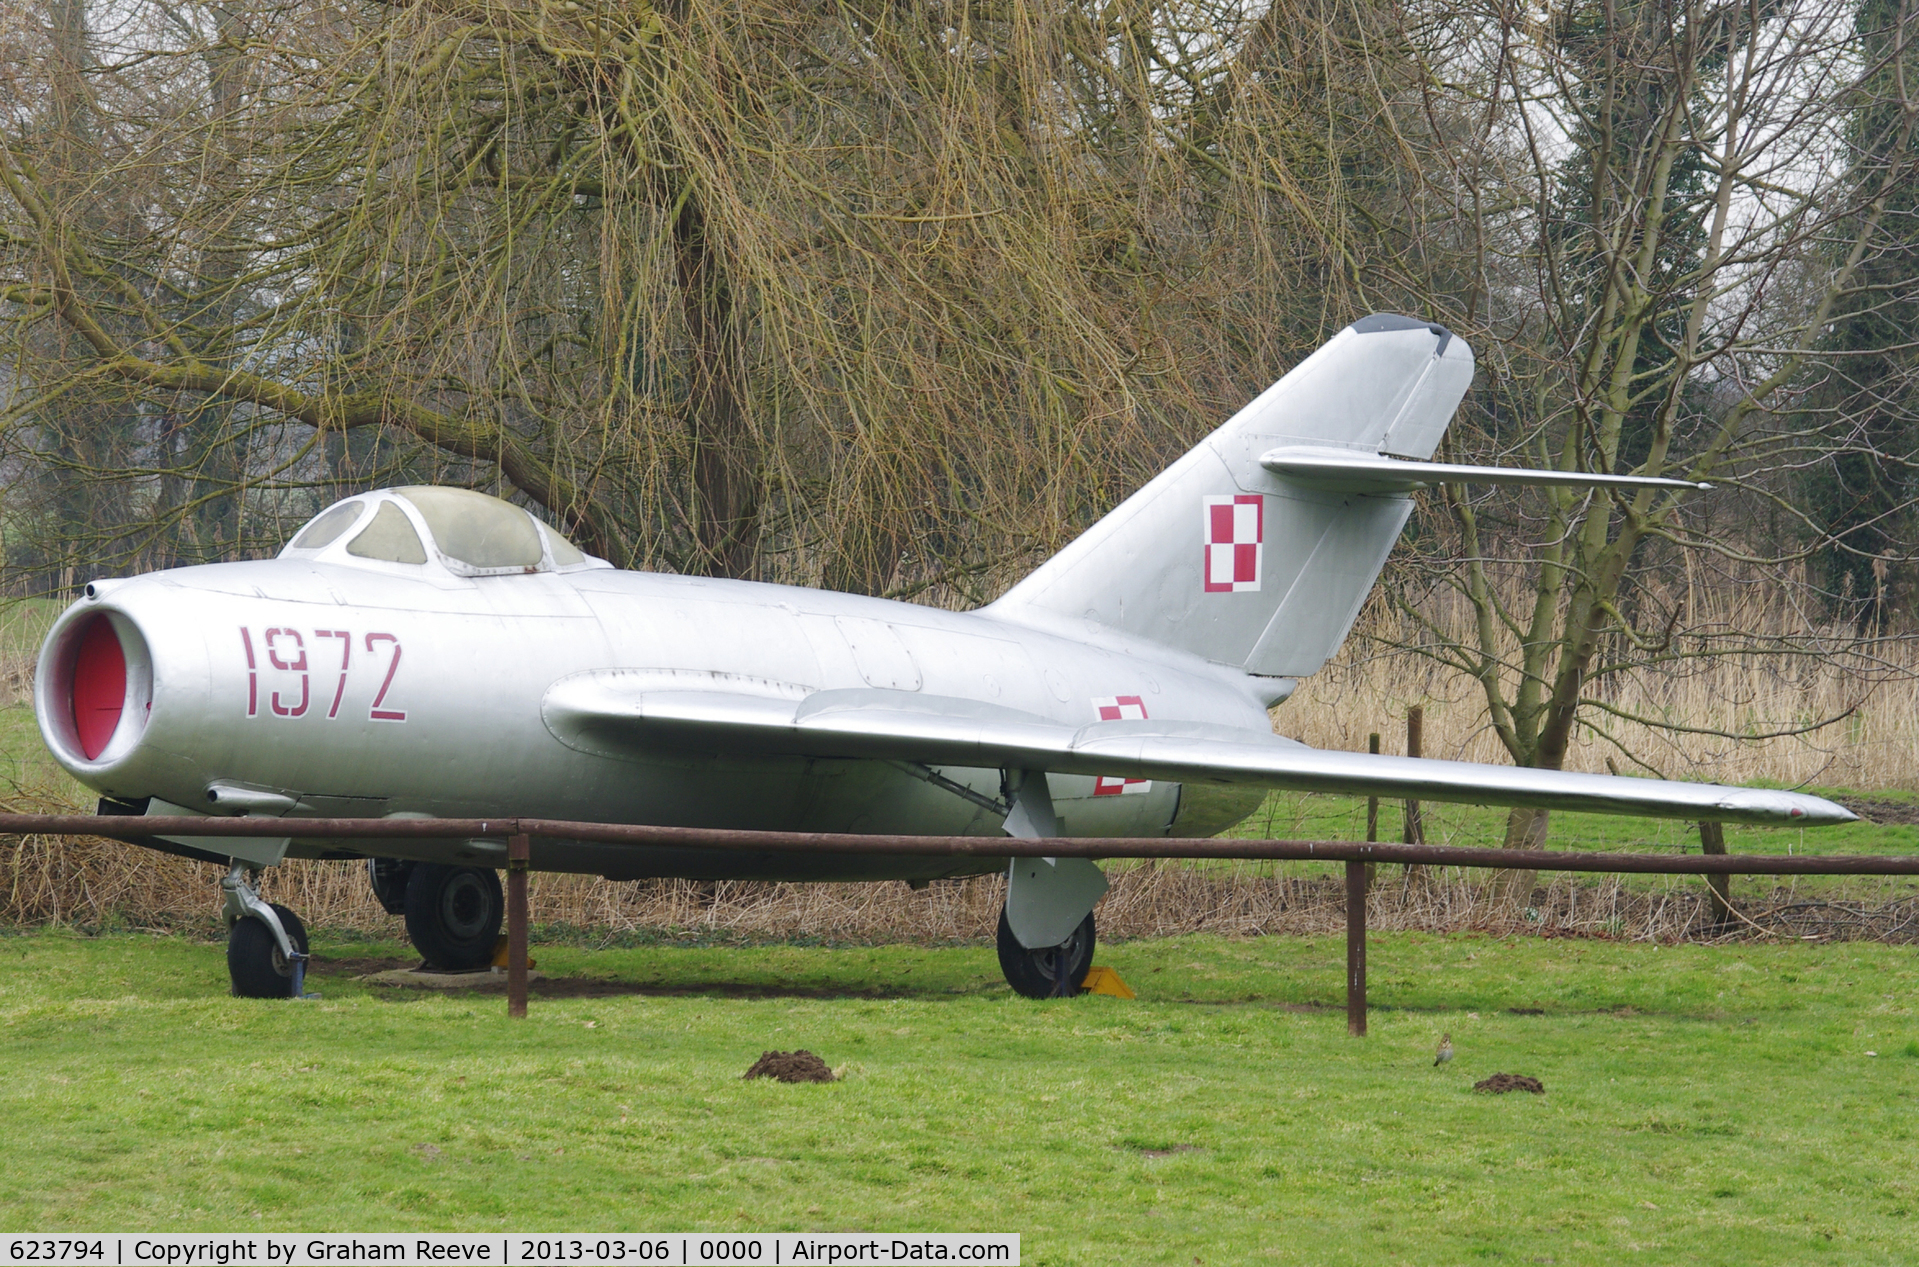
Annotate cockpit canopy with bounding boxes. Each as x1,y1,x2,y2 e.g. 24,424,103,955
279,487,606,577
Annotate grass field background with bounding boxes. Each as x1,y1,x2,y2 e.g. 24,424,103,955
3,930,1918,1263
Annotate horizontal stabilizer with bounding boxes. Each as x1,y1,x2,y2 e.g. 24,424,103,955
1259,447,1710,494
542,678,1853,827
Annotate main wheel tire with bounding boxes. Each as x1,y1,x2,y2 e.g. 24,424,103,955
227,903,310,999
367,857,415,915
404,864,504,970
996,907,1095,999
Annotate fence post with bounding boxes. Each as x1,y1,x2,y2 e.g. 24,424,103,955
1699,821,1732,928
1366,732,1381,843
1403,707,1424,846
1365,732,1381,885
1346,858,1368,1036
507,832,530,1019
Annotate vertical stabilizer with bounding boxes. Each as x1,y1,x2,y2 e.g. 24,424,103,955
987,315,1474,678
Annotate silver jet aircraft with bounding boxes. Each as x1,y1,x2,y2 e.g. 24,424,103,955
34,315,1853,997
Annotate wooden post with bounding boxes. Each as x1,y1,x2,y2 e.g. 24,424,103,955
1346,859,1368,1036
507,832,530,1019
1403,706,1424,847
1365,733,1380,886
1699,821,1732,929
1366,732,1380,842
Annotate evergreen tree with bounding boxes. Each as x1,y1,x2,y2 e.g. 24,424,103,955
1802,0,1919,625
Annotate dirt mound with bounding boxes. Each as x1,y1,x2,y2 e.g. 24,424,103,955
743,1050,838,1083
1839,798,1919,825
1473,1073,1545,1094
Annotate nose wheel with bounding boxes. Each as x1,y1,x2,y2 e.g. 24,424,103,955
221,864,313,998
228,902,311,997
997,907,1095,999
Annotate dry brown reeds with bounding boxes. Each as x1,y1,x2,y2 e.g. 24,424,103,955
1288,577,1919,792
10,835,1918,947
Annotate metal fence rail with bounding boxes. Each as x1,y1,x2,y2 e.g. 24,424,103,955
8,813,1916,874
3,813,1909,1027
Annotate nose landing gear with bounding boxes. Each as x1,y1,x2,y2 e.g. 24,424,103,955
221,863,313,999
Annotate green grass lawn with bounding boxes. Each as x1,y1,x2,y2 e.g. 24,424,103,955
0,703,78,800
2,930,1917,1263
0,598,84,802
1232,786,1919,856
1193,787,1919,909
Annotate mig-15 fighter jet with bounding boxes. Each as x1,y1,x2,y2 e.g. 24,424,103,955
34,315,1853,997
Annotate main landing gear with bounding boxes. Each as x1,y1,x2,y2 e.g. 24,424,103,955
223,863,312,999
369,858,504,971
997,850,1107,999
997,907,1096,999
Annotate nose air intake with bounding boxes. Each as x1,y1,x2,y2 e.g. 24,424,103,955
71,615,127,759
38,605,151,769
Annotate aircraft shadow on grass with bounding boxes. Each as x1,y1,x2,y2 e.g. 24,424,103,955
313,956,1002,1003
314,958,1717,1018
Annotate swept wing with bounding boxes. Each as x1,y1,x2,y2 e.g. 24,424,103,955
543,676,1853,827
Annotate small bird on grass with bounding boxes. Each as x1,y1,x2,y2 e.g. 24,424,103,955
1434,1033,1454,1067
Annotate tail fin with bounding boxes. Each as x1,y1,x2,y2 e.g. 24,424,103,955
988,315,1474,679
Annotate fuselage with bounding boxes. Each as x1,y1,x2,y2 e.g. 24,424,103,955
37,553,1276,880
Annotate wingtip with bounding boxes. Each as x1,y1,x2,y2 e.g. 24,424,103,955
1719,789,1857,826
1788,796,1858,826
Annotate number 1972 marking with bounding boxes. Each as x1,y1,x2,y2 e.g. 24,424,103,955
364,633,406,721
240,626,406,722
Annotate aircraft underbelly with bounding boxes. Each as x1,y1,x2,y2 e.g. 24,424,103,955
284,757,1178,877
520,843,1006,884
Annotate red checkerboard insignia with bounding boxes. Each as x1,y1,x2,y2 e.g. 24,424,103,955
1203,493,1263,593
1092,694,1148,722
1091,696,1151,794
1093,776,1153,797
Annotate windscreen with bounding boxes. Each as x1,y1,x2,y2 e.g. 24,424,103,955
346,501,428,564
288,500,365,550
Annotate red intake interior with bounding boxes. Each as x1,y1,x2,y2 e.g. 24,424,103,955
71,615,126,760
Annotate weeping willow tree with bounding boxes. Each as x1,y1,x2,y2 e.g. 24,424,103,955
0,0,1436,595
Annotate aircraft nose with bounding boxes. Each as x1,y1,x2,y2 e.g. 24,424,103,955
36,598,154,769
